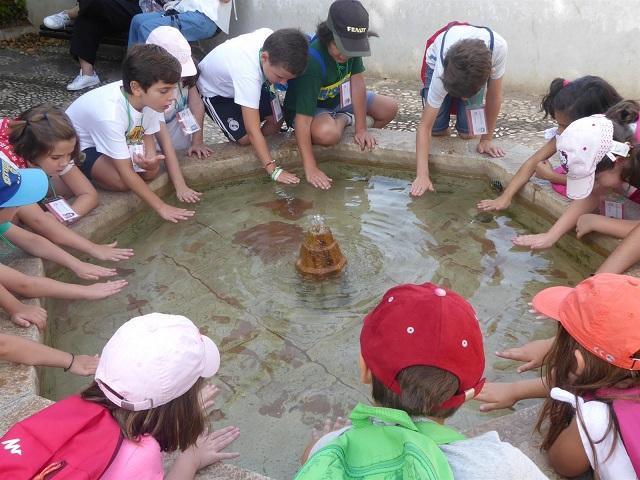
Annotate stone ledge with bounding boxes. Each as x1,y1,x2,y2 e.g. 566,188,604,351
0,130,619,479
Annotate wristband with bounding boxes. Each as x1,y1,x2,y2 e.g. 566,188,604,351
64,353,75,372
271,166,284,182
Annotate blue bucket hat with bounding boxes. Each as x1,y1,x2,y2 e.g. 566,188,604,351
0,155,48,208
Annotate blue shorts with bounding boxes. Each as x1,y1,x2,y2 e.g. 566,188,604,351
421,67,471,135
79,147,104,180
314,90,376,117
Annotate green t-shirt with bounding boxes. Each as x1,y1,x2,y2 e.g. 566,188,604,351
0,222,12,236
284,39,365,123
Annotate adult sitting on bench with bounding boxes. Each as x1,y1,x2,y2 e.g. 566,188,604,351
127,0,233,46
43,0,141,91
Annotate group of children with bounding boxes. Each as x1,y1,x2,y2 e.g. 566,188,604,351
1,0,639,478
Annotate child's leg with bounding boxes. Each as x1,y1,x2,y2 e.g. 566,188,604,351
365,92,398,128
128,12,168,46
168,11,216,42
597,222,640,274
310,113,351,146
422,66,451,135
454,97,476,140
89,155,129,191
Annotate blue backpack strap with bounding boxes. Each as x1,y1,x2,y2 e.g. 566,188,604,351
440,24,494,64
306,33,327,82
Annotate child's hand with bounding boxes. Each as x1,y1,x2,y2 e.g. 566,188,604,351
274,169,300,185
90,241,134,262
476,382,519,412
410,174,434,197
188,426,240,470
80,279,128,300
354,131,377,151
156,203,195,223
477,139,506,158
73,261,118,280
69,354,99,376
495,337,554,373
534,160,557,181
305,167,333,190
199,383,220,413
575,214,601,239
512,232,556,250
176,185,203,204
187,143,213,159
10,304,47,331
477,194,510,212
134,152,164,171
301,417,351,464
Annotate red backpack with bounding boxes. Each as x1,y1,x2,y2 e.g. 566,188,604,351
0,395,123,479
419,21,469,86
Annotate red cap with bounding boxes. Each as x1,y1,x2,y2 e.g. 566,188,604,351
360,283,485,409
533,273,640,371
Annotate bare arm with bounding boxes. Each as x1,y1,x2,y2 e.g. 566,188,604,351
294,113,332,189
477,377,549,412
56,166,98,216
477,138,558,211
155,123,201,203
597,221,640,274
187,86,211,157
411,105,439,196
547,417,591,477
477,77,505,158
350,73,376,151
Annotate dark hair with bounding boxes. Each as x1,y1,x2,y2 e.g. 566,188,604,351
536,325,640,473
441,39,492,99
81,378,206,452
182,58,200,90
316,21,334,47
594,100,640,187
122,44,181,94
8,104,79,165
263,28,309,77
541,76,622,121
371,366,460,419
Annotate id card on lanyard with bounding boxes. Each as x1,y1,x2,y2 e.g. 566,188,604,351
339,81,352,108
42,178,79,223
122,90,147,172
259,49,284,123
174,86,201,135
464,88,488,136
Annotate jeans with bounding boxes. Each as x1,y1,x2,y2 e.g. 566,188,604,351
422,66,472,134
128,10,217,46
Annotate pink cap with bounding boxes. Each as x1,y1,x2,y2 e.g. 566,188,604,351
95,313,220,411
556,115,613,199
146,26,197,77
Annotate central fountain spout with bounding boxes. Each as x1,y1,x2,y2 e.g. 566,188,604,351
296,215,346,277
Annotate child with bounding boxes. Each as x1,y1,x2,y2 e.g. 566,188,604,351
283,0,398,190
146,26,212,166
478,76,622,211
198,28,308,185
66,44,197,223
7,104,135,262
477,274,640,479
513,107,640,250
0,333,98,376
295,282,547,479
1,313,240,478
412,22,508,197
0,157,127,331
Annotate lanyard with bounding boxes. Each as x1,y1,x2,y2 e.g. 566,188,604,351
175,85,187,111
48,176,57,199
121,89,144,140
258,49,277,99
336,61,347,79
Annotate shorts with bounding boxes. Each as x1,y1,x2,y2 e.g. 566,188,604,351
287,91,376,128
202,88,273,142
421,66,471,135
79,147,104,180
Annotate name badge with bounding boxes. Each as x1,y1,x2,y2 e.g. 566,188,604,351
44,197,79,223
466,106,488,136
270,97,283,123
176,107,201,135
340,81,352,108
127,143,146,173
602,196,625,219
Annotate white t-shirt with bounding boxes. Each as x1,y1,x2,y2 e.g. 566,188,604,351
551,388,635,480
425,25,508,108
309,426,547,480
159,84,192,151
197,28,272,108
66,81,162,160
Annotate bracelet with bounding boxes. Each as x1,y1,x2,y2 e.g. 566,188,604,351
64,353,75,372
271,166,284,182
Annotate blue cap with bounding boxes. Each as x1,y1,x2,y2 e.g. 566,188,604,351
0,156,48,208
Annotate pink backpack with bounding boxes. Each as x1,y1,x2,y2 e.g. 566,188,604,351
601,388,640,477
0,395,123,479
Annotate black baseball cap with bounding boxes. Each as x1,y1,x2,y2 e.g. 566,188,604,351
326,0,375,57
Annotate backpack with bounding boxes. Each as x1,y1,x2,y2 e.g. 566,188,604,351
0,395,123,479
419,21,469,86
599,387,640,477
306,34,328,82
294,403,464,480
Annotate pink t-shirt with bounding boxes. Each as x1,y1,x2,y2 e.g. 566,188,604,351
101,434,164,479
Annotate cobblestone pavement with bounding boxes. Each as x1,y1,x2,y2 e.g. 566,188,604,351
0,33,555,150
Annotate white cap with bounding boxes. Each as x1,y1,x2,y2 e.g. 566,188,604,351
556,114,624,199
146,26,197,77
95,313,220,411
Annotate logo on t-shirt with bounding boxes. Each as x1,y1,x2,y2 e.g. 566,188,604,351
227,118,240,132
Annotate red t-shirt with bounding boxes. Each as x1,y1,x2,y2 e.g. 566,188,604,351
0,117,27,168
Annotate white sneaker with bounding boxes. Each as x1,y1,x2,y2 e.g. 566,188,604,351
66,71,100,91
43,11,72,30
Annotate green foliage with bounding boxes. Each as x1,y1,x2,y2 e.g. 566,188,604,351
0,0,28,28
